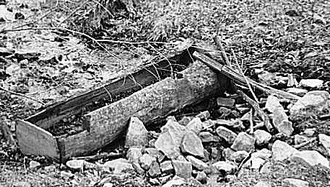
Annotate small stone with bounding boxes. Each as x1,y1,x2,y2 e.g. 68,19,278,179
272,108,294,136
66,160,84,170
195,171,207,184
199,131,217,143
223,148,235,161
216,126,237,144
196,111,211,121
159,175,172,184
103,158,134,174
212,161,237,175
148,161,161,177
29,160,41,169
103,183,114,187
12,182,31,187
178,116,193,126
127,147,142,163
60,171,74,178
125,117,148,148
144,147,165,162
162,176,185,187
149,178,160,185
252,149,272,160
231,132,255,152
286,88,308,96
283,178,309,187
260,161,271,174
217,97,235,108
139,154,156,170
186,155,208,170
304,128,316,137
230,151,249,162
160,160,174,174
299,79,323,88
265,95,283,113
254,130,272,146
290,91,330,116
319,134,330,155
210,147,220,159
294,134,309,145
290,150,329,169
250,157,265,170
254,181,272,187
186,117,203,134
180,131,204,158
272,140,298,161
172,160,192,179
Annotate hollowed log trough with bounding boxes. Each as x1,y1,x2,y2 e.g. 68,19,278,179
16,48,229,162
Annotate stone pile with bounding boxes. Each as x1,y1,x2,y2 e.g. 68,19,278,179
64,88,330,187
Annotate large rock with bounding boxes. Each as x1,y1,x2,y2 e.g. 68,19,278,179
125,117,148,148
155,121,187,159
290,91,330,116
231,132,255,152
180,131,205,158
172,160,192,179
272,140,298,161
103,158,134,174
186,117,203,134
290,150,329,169
212,161,237,175
283,178,309,187
216,126,237,144
186,155,208,170
254,130,271,146
319,134,330,155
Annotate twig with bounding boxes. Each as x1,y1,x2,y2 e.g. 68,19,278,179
235,150,253,176
0,87,44,105
294,137,317,149
96,39,176,45
249,108,254,134
72,152,124,162
214,35,231,66
237,89,273,132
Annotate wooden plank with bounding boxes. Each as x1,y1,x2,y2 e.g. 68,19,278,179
59,60,229,160
16,120,60,160
26,50,192,129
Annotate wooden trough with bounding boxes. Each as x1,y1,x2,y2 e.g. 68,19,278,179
16,48,229,162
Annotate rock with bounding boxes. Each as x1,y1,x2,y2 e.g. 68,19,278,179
127,147,142,163
252,149,272,160
216,97,235,108
254,130,272,146
162,176,185,187
199,131,217,143
299,79,323,88
29,160,41,169
212,161,237,174
155,121,187,159
290,91,330,116
159,175,172,184
103,158,134,174
60,171,74,178
319,134,330,155
304,128,316,137
283,178,309,187
223,148,235,161
272,140,298,161
178,116,193,126
290,150,329,169
260,161,271,174
254,181,272,187
196,110,211,121
186,155,208,170
149,178,160,185
125,117,148,148
144,147,165,162
231,132,255,152
12,182,31,187
186,117,203,134
139,153,156,170
66,160,85,170
265,95,283,113
210,147,220,159
172,160,192,179
294,134,309,145
272,108,294,136
216,126,237,144
286,88,308,96
103,183,114,187
195,171,207,184
180,131,204,158
160,160,174,174
148,160,161,177
230,151,249,162
250,157,265,170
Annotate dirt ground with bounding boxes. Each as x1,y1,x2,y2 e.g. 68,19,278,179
0,0,330,186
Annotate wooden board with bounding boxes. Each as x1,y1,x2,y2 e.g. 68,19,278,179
26,49,192,129
58,60,229,160
16,120,60,160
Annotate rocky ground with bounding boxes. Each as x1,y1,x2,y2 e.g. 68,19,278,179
1,0,330,187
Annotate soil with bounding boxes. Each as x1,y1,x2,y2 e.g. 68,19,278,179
0,0,329,186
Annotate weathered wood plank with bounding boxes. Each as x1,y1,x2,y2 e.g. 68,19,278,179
59,60,228,160
27,50,192,129
16,120,60,160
